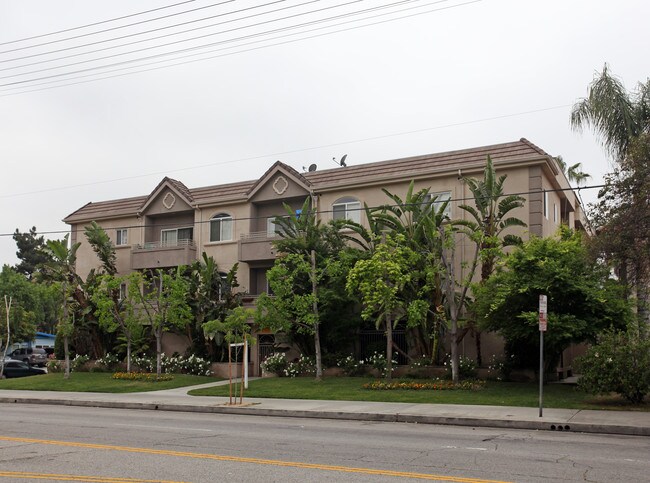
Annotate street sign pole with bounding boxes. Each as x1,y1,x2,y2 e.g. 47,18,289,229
538,294,547,418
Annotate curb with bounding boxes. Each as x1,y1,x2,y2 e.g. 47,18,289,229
2,397,648,437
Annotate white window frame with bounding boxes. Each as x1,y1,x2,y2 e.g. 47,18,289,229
553,203,558,224
425,191,452,219
119,283,127,301
332,197,361,223
544,191,549,219
161,227,193,247
116,228,128,246
210,214,233,242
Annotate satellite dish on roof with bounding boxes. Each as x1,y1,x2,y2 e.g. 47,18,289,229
308,163,317,172
340,154,347,167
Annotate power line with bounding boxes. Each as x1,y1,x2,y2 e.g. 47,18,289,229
0,183,604,238
0,0,419,86
0,0,476,95
0,1,234,54
0,103,570,199
0,0,293,67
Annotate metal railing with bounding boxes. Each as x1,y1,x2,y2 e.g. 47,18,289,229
135,239,196,250
239,231,280,240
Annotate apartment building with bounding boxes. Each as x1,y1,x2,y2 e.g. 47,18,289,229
64,138,587,372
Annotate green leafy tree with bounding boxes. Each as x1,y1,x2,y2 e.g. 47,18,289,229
204,306,255,403
39,235,82,379
366,182,449,362
474,228,631,375
91,274,142,371
129,269,192,376
13,227,54,280
260,197,363,378
346,234,424,380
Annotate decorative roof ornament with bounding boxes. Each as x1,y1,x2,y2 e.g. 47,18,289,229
162,192,176,210
272,176,289,195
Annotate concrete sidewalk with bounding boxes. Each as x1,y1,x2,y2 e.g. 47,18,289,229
1,380,648,437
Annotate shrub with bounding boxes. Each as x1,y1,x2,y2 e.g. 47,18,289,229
405,356,433,378
260,353,288,376
130,354,212,376
486,354,514,382
365,351,398,378
284,354,316,378
444,355,478,380
337,354,365,376
95,353,122,372
71,354,90,372
47,359,63,373
576,330,650,404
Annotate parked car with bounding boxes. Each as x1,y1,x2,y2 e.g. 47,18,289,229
10,348,48,367
0,360,47,379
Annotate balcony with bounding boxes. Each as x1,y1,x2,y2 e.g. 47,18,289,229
238,231,279,262
131,239,197,270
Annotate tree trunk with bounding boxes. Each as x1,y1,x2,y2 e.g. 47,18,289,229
386,313,393,381
311,250,322,380
126,337,131,373
156,329,162,376
64,335,70,379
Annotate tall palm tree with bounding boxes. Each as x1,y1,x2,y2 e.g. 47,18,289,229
459,156,527,365
40,235,82,379
554,156,592,187
571,63,650,162
572,65,650,326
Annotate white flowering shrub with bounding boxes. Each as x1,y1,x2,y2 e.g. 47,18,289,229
260,353,287,376
444,355,478,380
131,354,212,376
71,354,90,372
284,354,316,378
366,351,398,377
337,354,365,376
95,353,122,372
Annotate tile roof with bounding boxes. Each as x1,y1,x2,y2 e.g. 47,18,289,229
63,138,550,224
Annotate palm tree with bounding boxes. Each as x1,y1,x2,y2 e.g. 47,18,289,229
40,235,81,379
572,64,650,326
571,63,650,162
459,156,527,365
554,156,591,187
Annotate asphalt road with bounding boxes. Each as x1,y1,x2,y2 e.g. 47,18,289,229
1,404,648,483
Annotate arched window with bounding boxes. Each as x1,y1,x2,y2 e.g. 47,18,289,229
332,196,361,223
210,213,233,242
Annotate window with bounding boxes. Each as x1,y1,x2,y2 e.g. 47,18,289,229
217,272,229,301
267,215,291,237
210,214,232,242
424,191,452,218
161,227,193,246
544,191,549,219
119,283,127,301
553,203,558,224
116,228,128,246
333,197,361,223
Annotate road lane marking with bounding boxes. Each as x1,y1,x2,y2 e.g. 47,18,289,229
0,471,185,482
0,436,512,483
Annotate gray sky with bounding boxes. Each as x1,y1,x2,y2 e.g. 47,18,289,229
1,0,648,265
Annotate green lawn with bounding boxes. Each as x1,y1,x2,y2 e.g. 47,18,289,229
189,377,650,411
0,372,217,393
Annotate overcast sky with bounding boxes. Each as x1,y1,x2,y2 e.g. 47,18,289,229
1,0,648,266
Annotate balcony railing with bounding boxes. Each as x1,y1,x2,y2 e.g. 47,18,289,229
240,231,280,240
135,239,196,250
131,239,197,270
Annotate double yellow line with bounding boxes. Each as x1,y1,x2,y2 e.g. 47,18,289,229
0,471,183,482
0,436,511,483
